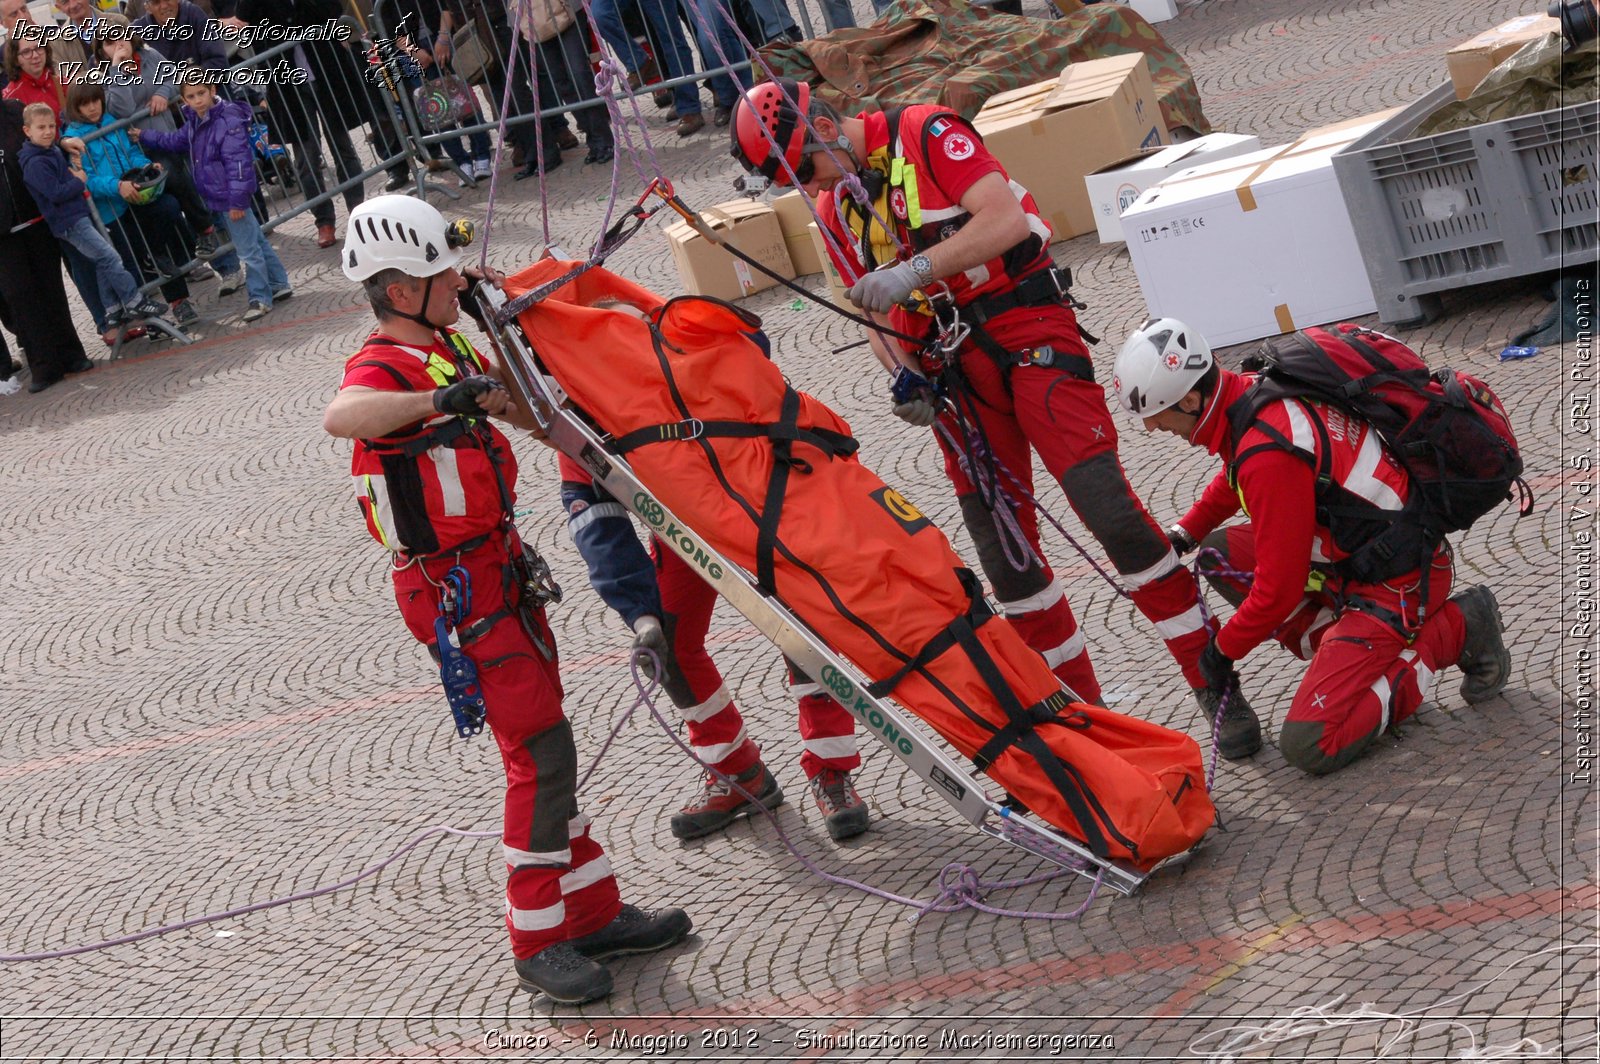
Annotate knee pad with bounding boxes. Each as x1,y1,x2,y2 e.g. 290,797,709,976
520,720,579,853
1057,452,1168,576
1199,529,1249,608
958,493,1049,603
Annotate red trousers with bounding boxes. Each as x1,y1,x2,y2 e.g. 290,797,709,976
654,539,860,780
1205,525,1468,775
392,538,621,958
934,306,1214,702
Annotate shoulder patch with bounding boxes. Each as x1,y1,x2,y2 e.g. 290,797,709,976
927,117,950,137
942,132,975,161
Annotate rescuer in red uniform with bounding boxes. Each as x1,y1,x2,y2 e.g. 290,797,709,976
322,194,690,1004
729,79,1262,758
1112,318,1512,774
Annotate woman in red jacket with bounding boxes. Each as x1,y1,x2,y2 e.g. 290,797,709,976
3,38,65,126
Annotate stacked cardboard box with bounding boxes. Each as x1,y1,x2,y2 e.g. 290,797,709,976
663,199,794,301
972,53,1169,241
1446,12,1562,100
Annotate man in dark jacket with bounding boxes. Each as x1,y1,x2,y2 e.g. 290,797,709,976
130,0,232,74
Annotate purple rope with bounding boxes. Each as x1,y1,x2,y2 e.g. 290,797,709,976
620,647,1106,922
674,0,904,274
0,823,499,962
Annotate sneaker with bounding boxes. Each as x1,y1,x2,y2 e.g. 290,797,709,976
129,296,168,319
669,762,784,840
1451,585,1511,704
809,768,869,841
271,285,294,303
568,904,692,961
194,228,221,260
186,263,218,283
217,268,245,296
242,300,271,322
513,942,612,1004
315,223,336,249
1194,686,1262,760
472,158,493,180
170,298,200,327
102,305,126,328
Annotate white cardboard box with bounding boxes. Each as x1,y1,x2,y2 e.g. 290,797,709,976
1120,113,1395,348
1084,133,1263,243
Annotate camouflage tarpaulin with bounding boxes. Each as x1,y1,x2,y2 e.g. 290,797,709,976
761,0,1211,135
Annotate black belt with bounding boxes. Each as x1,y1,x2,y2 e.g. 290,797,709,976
934,267,1096,383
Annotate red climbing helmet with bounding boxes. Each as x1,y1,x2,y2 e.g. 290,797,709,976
730,78,811,185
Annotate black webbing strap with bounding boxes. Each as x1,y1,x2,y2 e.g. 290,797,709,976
971,688,1085,771
364,414,481,459
753,386,803,594
608,418,859,460
865,590,995,700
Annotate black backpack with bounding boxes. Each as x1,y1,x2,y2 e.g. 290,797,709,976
1227,323,1531,586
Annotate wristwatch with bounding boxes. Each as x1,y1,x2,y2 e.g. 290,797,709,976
908,253,935,285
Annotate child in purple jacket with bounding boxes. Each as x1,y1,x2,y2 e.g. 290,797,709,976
136,72,289,322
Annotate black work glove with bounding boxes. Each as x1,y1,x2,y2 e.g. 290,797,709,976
432,374,502,415
1198,638,1238,695
1168,523,1199,555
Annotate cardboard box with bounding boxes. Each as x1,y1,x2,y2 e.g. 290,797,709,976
772,190,823,275
1120,113,1396,349
1447,13,1562,100
1084,133,1263,243
973,53,1169,241
662,199,794,301
807,222,852,305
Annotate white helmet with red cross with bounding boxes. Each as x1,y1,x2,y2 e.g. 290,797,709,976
1112,317,1214,417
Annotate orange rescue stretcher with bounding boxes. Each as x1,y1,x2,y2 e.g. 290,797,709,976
474,259,1214,894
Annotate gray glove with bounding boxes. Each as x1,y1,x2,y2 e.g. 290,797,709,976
630,614,693,708
846,260,920,313
893,395,939,427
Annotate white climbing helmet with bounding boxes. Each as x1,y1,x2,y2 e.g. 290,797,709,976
342,194,462,282
1111,317,1214,418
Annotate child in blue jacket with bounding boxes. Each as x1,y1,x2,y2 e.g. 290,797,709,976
64,81,200,327
18,103,166,327
136,72,289,322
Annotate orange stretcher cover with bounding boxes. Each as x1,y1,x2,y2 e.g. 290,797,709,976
505,261,1213,868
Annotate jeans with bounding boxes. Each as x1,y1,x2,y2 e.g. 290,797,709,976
58,216,142,312
743,0,857,35
591,0,740,115
221,209,289,307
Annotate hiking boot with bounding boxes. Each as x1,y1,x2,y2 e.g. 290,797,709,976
514,942,612,1004
676,113,706,137
669,762,784,840
568,904,692,961
1452,585,1511,704
809,768,869,841
1194,686,1262,760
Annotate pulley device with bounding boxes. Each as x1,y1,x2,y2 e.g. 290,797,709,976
435,564,487,738
470,281,1199,896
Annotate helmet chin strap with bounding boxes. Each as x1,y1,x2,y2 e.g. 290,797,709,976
389,273,444,332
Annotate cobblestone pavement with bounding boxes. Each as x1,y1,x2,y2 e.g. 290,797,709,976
0,0,1594,1060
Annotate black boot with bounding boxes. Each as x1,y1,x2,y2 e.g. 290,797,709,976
1451,585,1511,704
514,942,612,1003
1194,686,1262,760
568,904,692,961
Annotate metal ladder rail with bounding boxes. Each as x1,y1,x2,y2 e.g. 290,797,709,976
473,284,1161,896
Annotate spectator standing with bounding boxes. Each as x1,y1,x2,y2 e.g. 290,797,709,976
63,80,201,326
0,97,88,392
4,38,68,124
136,71,291,321
128,0,231,75
588,0,744,135
18,102,167,330
96,15,241,287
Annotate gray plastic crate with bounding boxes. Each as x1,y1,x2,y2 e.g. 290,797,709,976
1332,82,1598,326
